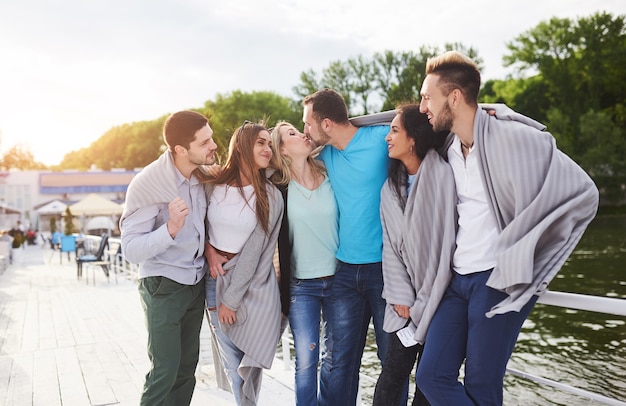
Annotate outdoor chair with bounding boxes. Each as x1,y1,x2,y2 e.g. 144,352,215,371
76,234,108,280
50,231,62,249
83,241,120,286
59,235,76,264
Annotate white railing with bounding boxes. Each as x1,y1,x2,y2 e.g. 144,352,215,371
276,291,626,406
81,235,626,404
108,237,139,280
505,291,626,406
536,290,626,317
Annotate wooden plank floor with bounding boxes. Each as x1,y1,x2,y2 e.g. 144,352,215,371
0,244,294,406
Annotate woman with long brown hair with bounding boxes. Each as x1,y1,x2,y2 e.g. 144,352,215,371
203,120,283,406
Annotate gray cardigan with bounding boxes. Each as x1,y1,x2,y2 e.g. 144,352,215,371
358,105,599,318
380,150,457,344
214,182,284,406
120,150,178,221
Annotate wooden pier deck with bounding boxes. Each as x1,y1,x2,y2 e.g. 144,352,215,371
0,244,294,406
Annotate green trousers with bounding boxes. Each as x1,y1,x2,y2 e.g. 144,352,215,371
138,275,206,406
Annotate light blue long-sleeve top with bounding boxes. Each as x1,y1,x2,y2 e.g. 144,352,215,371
121,167,207,285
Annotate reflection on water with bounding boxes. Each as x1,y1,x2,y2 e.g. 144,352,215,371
507,214,626,405
359,214,626,405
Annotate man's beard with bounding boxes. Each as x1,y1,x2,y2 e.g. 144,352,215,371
433,100,454,133
312,128,331,146
189,152,215,166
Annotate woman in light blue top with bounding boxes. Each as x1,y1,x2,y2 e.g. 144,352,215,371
270,121,338,406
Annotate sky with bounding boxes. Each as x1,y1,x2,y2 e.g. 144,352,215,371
1,0,625,166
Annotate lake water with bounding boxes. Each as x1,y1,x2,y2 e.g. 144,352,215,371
358,214,626,405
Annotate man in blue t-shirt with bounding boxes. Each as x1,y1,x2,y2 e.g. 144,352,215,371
302,88,393,405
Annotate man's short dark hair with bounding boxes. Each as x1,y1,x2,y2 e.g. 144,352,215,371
302,88,350,125
163,110,208,152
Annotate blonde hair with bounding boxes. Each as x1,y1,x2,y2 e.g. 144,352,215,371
425,51,481,105
269,121,326,187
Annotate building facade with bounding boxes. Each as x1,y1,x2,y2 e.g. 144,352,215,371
0,169,139,233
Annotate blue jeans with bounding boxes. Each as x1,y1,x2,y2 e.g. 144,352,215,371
288,277,334,406
321,261,389,406
206,277,245,405
415,270,538,406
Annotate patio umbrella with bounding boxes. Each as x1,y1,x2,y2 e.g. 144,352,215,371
85,216,116,231
69,194,123,216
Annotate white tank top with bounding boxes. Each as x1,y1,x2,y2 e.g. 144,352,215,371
207,184,257,253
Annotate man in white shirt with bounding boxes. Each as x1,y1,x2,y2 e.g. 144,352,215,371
415,51,598,405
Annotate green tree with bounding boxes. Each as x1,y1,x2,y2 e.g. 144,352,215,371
58,118,166,170
503,11,626,175
578,110,625,175
11,232,24,248
294,44,482,116
63,207,76,236
0,145,47,170
292,69,321,101
57,147,92,171
116,119,166,170
202,90,303,157
347,55,378,115
504,13,626,118
480,76,550,121
322,61,354,109
375,50,427,111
